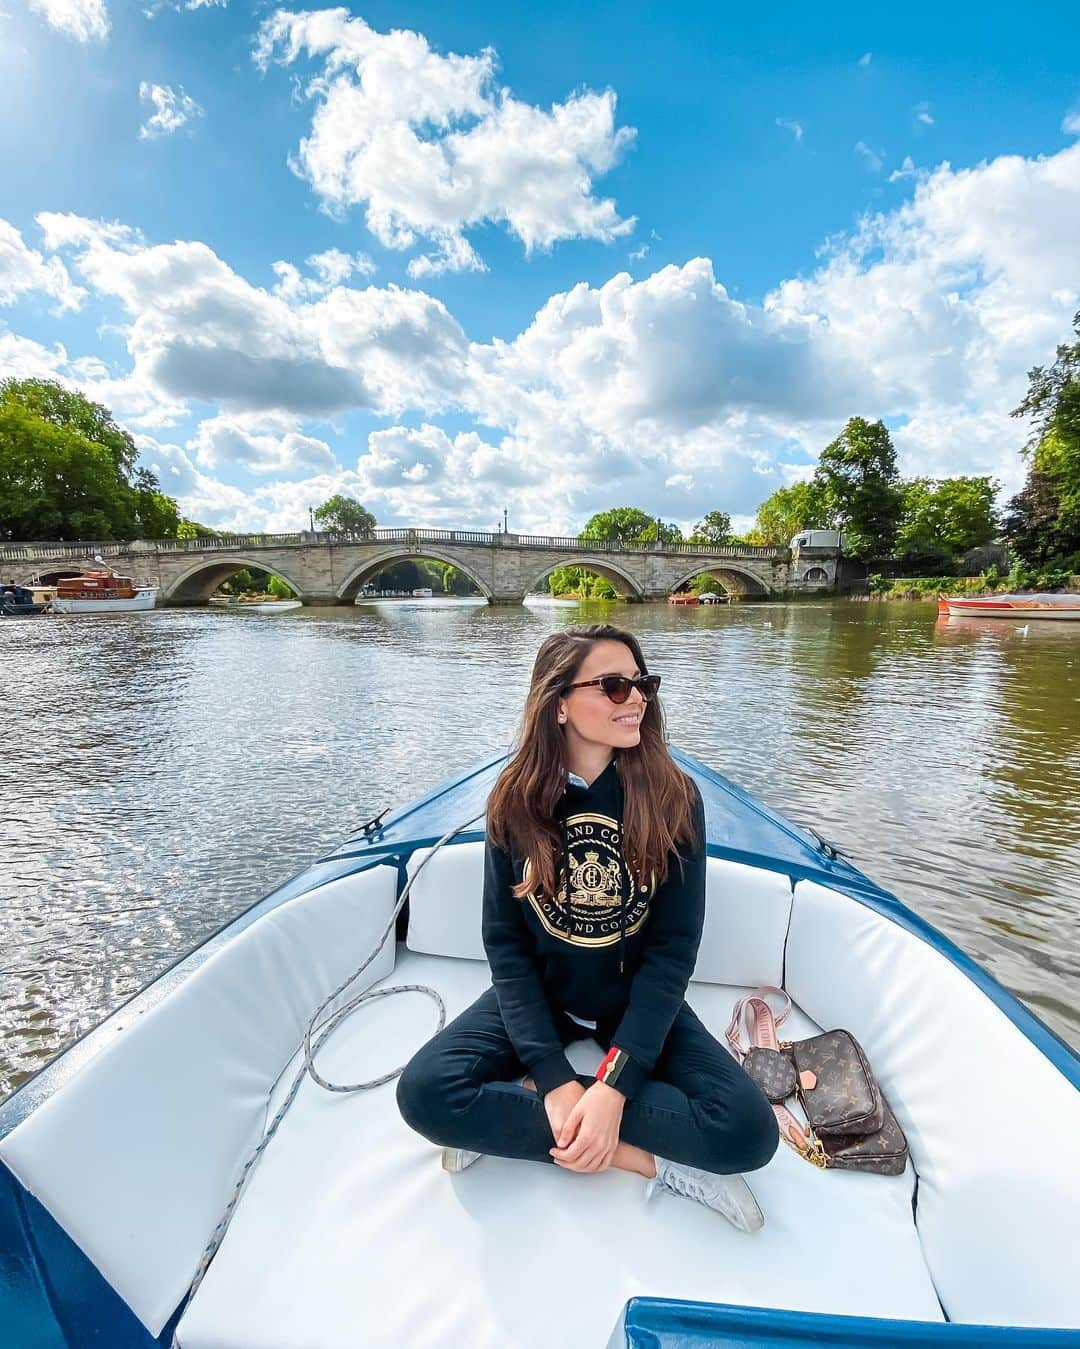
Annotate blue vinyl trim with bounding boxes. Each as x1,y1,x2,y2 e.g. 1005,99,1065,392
620,1296,1080,1345
0,1159,178,1347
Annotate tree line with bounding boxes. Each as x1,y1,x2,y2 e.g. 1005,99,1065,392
2,312,1077,589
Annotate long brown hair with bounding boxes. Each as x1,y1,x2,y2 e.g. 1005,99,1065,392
486,623,702,903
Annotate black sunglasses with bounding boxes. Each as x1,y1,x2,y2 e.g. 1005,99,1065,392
561,673,661,704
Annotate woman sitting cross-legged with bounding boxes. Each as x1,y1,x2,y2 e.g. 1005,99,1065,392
396,622,779,1232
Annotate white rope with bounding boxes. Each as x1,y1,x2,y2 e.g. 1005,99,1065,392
176,809,486,1324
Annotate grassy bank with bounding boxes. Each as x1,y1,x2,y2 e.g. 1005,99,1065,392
867,567,1080,601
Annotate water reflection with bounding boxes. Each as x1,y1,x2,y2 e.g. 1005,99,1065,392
1,597,1077,1098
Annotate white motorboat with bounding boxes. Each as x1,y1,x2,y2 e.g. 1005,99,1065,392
208,597,302,612
48,566,157,614
0,747,1077,1347
938,592,1080,620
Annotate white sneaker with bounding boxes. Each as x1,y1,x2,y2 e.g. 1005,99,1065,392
441,1146,482,1173
645,1155,765,1233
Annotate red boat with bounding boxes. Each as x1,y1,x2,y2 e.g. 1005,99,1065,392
937,592,1080,621
49,566,158,614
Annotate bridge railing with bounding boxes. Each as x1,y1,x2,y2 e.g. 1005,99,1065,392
0,540,132,562
0,528,788,561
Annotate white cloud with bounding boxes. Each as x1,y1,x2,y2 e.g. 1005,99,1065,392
858,52,872,67
6,131,1078,534
915,103,935,127
0,217,85,312
135,435,254,522
0,325,73,380
144,0,225,15
855,140,885,173
406,233,486,280
271,247,375,300
138,82,205,139
629,244,649,262
463,137,1080,523
252,10,636,273
28,0,107,41
765,138,1080,494
188,411,337,474
34,211,468,425
134,428,511,532
775,118,804,143
1064,106,1080,137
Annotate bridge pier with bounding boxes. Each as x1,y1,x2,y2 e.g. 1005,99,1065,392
300,594,347,607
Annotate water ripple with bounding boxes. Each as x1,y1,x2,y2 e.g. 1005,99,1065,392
1,598,1077,1098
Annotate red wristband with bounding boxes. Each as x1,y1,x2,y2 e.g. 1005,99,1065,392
595,1045,631,1089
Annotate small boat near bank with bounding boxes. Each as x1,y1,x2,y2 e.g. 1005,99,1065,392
0,746,1077,1347
49,566,158,614
0,583,46,617
938,591,1080,620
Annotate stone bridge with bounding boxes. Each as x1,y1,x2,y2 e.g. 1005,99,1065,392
0,528,840,605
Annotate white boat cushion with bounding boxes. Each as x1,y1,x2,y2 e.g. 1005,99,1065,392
406,842,792,988
175,946,938,1349
785,879,1080,1329
694,856,792,988
0,864,399,1338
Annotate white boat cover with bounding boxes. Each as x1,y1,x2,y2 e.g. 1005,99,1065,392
174,948,939,1349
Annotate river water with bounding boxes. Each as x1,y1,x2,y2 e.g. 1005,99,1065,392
2,597,1078,1099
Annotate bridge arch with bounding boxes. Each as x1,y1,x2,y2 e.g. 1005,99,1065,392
336,548,493,603
670,563,772,597
163,556,306,605
11,559,99,587
525,555,645,601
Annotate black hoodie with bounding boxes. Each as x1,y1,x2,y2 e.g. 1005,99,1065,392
481,752,707,1101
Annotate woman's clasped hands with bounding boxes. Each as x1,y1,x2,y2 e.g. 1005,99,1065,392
544,1079,625,1172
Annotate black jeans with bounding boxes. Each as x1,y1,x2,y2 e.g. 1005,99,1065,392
396,984,779,1174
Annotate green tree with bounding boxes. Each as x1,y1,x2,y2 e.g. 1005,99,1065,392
0,377,182,541
177,518,219,539
9,377,140,478
813,417,903,559
751,481,824,546
547,564,617,599
221,568,259,595
1001,466,1066,567
1005,313,1080,566
131,470,183,538
313,494,377,536
579,507,662,545
688,510,733,546
897,476,999,559
266,574,296,598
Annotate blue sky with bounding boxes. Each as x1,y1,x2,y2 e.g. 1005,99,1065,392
2,1,1078,534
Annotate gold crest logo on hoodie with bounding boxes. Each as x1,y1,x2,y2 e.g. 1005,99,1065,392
522,811,654,947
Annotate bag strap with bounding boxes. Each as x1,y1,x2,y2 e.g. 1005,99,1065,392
726,986,828,1168
724,984,791,1059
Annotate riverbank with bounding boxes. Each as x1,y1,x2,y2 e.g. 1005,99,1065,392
868,573,1080,601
